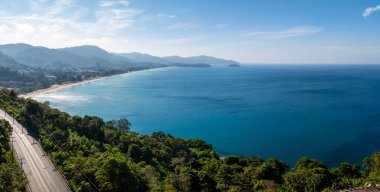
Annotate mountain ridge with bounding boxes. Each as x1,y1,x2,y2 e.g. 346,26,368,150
115,52,172,65
0,43,239,70
163,55,239,65
117,52,239,65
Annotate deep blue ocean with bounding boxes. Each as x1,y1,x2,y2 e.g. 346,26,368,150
34,65,380,166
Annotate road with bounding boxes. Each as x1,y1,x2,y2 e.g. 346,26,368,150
0,108,71,192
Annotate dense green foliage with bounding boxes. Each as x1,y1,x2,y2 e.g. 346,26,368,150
0,119,27,192
0,89,380,191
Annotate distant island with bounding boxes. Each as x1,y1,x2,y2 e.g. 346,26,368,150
228,64,240,67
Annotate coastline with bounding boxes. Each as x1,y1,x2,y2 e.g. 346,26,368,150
20,76,106,98
20,67,166,99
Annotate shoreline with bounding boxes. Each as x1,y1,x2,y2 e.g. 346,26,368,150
20,67,166,98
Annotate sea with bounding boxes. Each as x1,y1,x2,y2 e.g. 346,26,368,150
33,65,380,167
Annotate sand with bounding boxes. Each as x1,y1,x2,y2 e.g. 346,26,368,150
20,76,106,98
20,67,167,99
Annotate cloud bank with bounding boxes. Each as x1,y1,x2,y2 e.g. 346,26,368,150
0,0,143,50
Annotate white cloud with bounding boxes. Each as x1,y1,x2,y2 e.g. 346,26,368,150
363,5,380,18
95,8,143,30
0,0,208,57
214,24,227,29
0,0,212,58
29,0,75,16
246,26,323,39
98,0,129,7
165,22,199,30
0,0,144,48
157,13,176,18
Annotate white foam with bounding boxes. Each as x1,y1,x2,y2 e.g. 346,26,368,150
101,96,114,101
33,92,92,106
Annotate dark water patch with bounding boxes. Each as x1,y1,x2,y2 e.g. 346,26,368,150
155,94,245,104
368,114,380,121
328,104,362,110
325,128,380,166
125,113,140,117
256,75,362,83
287,89,345,96
260,101,283,106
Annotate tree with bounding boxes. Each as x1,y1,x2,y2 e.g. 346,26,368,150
128,144,142,162
95,157,143,192
0,163,27,192
141,146,154,164
79,116,105,142
363,152,380,183
0,120,12,163
283,157,331,192
9,90,17,99
335,163,360,179
0,119,27,192
330,163,361,190
151,131,166,142
259,158,288,182
112,118,132,132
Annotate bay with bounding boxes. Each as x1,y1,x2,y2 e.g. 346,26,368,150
33,65,380,166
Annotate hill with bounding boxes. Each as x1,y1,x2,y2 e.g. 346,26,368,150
0,44,98,69
0,44,160,70
0,43,34,57
116,52,240,65
0,51,27,70
116,52,172,64
60,45,137,67
163,55,239,65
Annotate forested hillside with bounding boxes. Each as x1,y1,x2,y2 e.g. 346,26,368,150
0,89,379,192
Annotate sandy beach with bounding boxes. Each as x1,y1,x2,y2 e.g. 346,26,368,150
20,67,168,99
20,76,106,99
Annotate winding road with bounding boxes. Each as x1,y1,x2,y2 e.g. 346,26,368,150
0,108,71,192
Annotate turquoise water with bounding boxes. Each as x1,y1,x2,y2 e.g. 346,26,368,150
34,65,380,166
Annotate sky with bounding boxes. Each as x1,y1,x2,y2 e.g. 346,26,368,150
0,0,379,64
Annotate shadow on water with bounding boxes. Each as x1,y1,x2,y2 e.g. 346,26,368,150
325,124,380,166
287,89,345,96
327,104,362,110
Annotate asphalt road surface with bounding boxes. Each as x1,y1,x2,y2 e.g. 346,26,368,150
0,108,71,192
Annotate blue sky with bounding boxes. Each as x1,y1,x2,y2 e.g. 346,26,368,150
0,0,379,64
